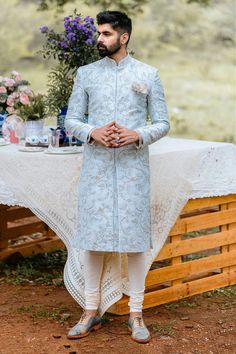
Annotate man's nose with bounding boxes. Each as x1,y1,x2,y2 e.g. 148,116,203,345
97,34,103,42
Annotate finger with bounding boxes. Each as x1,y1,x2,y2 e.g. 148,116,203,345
105,120,116,127
107,128,117,135
109,140,120,147
114,122,123,128
102,136,111,143
118,140,130,147
115,127,126,134
115,132,127,138
118,137,130,144
109,133,121,139
119,137,134,145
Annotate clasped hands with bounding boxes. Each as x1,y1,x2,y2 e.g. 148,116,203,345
90,120,140,148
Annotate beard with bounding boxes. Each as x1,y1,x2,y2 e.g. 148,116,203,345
97,39,121,58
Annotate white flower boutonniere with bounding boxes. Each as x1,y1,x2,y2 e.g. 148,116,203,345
131,82,148,95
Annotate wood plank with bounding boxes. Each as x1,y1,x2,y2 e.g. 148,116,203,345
180,206,218,219
220,203,229,273
147,251,236,286
5,222,46,239
0,205,8,249
169,208,236,236
156,229,236,261
228,203,236,271
181,194,236,212
0,208,8,250
108,271,236,314
0,237,65,261
170,234,182,285
6,207,35,221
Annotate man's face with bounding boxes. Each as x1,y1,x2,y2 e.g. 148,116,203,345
97,23,123,57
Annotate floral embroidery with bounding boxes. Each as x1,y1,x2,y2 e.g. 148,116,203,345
131,82,148,95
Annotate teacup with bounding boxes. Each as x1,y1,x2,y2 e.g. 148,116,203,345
26,136,39,145
39,135,49,144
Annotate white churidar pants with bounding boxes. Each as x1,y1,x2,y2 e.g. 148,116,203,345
84,250,146,312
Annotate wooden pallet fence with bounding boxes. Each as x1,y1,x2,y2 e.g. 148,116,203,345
0,205,64,261
108,194,236,314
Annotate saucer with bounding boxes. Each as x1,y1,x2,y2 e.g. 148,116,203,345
18,146,44,152
0,140,10,146
44,146,83,155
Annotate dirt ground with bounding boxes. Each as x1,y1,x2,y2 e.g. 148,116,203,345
0,283,235,354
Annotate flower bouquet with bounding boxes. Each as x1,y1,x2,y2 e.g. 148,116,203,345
2,93,48,145
0,71,32,137
39,11,99,116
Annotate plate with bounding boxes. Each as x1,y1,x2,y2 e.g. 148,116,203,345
0,141,10,146
18,146,44,152
44,146,83,155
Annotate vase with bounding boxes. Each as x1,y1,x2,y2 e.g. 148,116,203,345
24,119,44,138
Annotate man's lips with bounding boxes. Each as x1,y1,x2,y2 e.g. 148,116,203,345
98,45,106,49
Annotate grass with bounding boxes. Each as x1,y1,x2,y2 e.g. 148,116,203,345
149,320,176,336
165,299,199,311
203,285,236,298
16,303,71,323
0,249,67,285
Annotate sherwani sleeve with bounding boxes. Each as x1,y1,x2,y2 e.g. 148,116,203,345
134,69,170,149
64,67,96,144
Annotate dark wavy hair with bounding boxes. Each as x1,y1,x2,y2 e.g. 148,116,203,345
96,11,132,45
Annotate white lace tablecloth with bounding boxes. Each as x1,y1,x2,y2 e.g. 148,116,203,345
0,137,236,315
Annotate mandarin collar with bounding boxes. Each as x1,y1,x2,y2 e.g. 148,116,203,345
104,53,132,68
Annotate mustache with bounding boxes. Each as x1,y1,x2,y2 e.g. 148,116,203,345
97,43,107,49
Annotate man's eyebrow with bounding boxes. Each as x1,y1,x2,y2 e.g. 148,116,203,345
97,30,112,35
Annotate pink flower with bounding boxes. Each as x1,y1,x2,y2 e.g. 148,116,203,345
15,74,22,82
22,88,33,96
0,86,7,93
12,92,19,99
6,106,15,114
11,71,22,82
5,78,15,87
11,70,19,76
20,92,30,105
7,95,15,107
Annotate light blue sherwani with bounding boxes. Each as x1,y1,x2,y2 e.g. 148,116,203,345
65,53,170,252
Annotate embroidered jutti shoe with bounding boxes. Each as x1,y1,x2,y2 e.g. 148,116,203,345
67,311,102,339
128,316,151,343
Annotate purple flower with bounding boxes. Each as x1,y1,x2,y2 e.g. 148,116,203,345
85,38,94,45
60,41,69,49
84,16,94,23
40,26,49,33
67,33,76,41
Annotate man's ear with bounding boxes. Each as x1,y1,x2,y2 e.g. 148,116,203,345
121,32,129,45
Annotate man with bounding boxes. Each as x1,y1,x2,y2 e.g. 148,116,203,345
65,10,170,344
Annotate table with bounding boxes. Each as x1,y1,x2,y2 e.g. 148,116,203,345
0,137,236,316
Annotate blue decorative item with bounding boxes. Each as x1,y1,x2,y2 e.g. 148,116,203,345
57,105,83,146
57,105,68,129
0,113,7,137
58,127,66,145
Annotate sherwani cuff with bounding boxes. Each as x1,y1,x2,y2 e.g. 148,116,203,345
134,128,145,149
87,127,96,145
